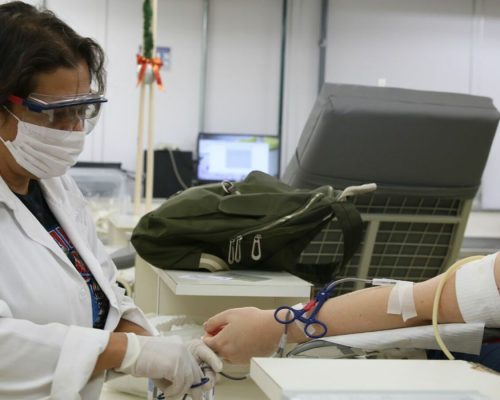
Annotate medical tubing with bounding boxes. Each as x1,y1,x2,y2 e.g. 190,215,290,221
219,371,248,381
431,255,484,360
325,277,372,292
157,377,211,400
201,364,248,382
273,309,292,358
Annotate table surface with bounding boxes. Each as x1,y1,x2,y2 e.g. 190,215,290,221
153,267,312,297
250,358,500,400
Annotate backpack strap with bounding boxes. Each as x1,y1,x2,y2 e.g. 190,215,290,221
290,201,364,286
330,201,364,269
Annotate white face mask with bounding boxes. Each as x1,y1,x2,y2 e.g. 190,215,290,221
0,108,86,179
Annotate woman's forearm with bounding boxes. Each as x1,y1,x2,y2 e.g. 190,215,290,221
114,318,151,336
92,318,151,377
286,271,466,343
92,332,128,376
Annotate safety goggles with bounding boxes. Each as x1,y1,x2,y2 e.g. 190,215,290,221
8,92,108,133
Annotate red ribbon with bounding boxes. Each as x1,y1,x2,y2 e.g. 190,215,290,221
136,54,164,90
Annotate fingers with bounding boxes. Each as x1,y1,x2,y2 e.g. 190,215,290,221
202,324,236,359
152,379,172,395
188,387,204,400
163,371,191,399
188,339,223,372
201,367,218,388
203,309,232,335
188,370,216,400
164,355,202,398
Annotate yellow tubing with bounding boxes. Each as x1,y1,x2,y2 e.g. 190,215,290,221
432,255,484,360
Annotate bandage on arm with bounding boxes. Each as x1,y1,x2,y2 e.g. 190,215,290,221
386,281,418,322
431,253,500,360
455,253,500,327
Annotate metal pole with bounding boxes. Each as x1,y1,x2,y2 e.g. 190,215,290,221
198,0,209,134
144,0,158,212
133,84,146,215
318,0,328,93
277,0,288,176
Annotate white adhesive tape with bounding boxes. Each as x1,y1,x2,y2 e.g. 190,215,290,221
456,252,500,327
291,303,317,336
387,281,417,322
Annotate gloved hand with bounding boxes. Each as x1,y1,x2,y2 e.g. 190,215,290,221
116,333,214,399
187,338,223,392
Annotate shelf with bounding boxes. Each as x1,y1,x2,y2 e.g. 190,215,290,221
152,267,312,298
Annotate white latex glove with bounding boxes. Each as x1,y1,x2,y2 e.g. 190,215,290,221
187,338,223,392
116,333,206,399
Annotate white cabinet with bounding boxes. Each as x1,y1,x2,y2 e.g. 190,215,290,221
134,256,312,400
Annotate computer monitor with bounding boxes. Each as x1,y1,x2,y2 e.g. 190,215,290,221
196,132,279,183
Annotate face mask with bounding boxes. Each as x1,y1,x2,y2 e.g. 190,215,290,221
0,107,85,179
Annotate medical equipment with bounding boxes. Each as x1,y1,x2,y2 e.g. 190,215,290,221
274,277,402,339
284,83,499,295
285,323,485,360
153,376,212,400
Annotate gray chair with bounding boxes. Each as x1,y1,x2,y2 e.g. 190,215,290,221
285,83,499,293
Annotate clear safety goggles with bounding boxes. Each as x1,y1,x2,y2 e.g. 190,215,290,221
8,92,108,133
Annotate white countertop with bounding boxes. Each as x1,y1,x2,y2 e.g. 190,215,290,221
152,267,312,297
250,358,500,400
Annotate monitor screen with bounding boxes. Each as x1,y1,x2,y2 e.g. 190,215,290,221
197,133,279,182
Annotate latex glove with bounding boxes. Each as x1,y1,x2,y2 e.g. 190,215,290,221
187,338,223,391
116,333,205,399
203,307,282,364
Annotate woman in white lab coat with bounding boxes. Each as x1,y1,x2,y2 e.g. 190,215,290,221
0,2,221,399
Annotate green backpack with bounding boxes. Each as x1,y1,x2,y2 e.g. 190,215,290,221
131,171,366,281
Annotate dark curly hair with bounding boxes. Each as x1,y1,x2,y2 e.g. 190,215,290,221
0,1,106,114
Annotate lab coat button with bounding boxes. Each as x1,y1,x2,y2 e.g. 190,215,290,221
79,288,87,299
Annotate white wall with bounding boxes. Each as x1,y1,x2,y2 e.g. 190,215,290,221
44,0,285,172
325,0,500,209
474,0,500,209
204,0,282,136
45,0,108,162
281,0,321,171
4,0,500,207
326,0,473,92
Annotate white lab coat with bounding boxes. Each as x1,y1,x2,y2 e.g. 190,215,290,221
0,174,155,399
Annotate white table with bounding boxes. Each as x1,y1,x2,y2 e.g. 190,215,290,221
134,256,312,318
250,358,500,400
